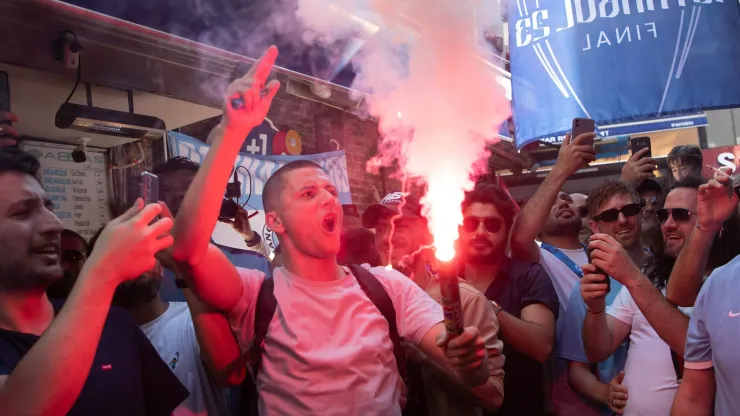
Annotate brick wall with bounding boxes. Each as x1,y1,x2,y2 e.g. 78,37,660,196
178,77,395,214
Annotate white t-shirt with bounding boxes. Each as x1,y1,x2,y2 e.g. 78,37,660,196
537,245,588,308
228,265,444,416
607,286,690,416
139,302,229,416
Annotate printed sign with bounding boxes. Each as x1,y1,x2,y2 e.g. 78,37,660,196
21,141,110,239
701,145,740,178
242,117,303,156
168,131,351,253
509,0,740,147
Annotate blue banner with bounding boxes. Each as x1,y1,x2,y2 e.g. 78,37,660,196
167,131,352,253
509,0,740,148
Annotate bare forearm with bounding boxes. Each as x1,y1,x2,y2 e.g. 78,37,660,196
666,228,715,307
0,269,116,415
172,125,243,265
181,287,245,387
583,311,612,363
510,169,568,261
671,392,713,416
568,362,609,405
497,311,553,362
626,273,689,355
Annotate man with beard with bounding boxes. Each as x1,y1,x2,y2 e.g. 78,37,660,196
171,46,490,415
580,179,697,415
671,169,740,415
510,132,599,415
46,229,88,299
460,183,558,416
363,192,505,415
636,178,663,253
571,193,592,243
86,221,231,416
152,156,271,303
0,147,187,415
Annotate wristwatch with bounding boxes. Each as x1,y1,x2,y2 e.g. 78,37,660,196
490,300,502,316
175,278,188,289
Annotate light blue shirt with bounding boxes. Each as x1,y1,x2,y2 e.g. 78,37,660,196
558,278,628,415
685,255,740,416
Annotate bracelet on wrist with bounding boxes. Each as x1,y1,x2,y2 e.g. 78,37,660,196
587,306,606,315
695,221,723,234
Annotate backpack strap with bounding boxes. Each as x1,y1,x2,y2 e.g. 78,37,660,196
250,277,277,375
348,264,406,381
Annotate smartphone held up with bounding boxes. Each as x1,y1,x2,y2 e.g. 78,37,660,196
587,245,610,293
572,118,596,146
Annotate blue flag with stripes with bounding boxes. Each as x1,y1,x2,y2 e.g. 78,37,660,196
508,0,740,148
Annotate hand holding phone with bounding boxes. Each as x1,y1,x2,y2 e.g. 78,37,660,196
140,172,160,206
587,246,610,293
572,118,596,146
630,136,652,159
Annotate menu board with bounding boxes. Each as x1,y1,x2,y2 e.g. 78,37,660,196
21,141,110,239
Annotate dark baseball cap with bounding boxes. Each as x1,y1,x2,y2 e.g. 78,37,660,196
362,192,424,229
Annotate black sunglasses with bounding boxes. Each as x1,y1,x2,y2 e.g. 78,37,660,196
462,217,504,233
61,250,84,263
656,208,696,224
593,203,643,223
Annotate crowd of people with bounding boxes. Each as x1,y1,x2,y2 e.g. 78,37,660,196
0,46,739,416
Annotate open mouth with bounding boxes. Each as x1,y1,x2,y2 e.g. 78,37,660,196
322,212,338,233
34,244,59,261
666,234,683,241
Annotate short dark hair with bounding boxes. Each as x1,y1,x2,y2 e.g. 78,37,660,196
263,160,325,213
461,182,517,228
87,226,106,258
152,156,200,175
62,229,88,251
666,145,702,169
636,178,663,195
0,147,40,178
588,180,640,217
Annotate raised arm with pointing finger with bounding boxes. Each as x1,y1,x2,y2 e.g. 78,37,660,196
171,46,280,313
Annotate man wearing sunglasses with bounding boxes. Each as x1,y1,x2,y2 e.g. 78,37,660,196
580,179,705,415
636,179,664,254
46,229,88,299
460,184,558,416
509,132,601,415
363,192,506,415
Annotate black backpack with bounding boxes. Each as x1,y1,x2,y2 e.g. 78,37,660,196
238,264,428,415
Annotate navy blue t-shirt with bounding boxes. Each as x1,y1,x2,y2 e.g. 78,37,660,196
0,301,189,415
480,257,559,416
